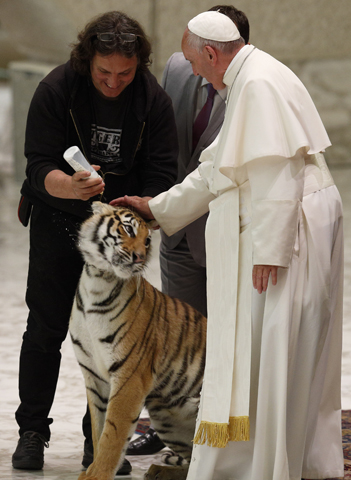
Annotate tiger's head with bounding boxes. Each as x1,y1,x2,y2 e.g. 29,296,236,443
78,201,152,279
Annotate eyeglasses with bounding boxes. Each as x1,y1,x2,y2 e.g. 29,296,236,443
96,33,139,44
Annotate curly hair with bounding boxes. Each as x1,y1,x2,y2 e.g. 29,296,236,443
70,11,152,76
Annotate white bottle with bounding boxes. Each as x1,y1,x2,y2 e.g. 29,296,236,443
63,146,100,179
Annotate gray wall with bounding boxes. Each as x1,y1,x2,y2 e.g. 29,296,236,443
1,0,350,71
0,0,350,179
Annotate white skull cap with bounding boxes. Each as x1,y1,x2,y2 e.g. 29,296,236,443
188,11,240,42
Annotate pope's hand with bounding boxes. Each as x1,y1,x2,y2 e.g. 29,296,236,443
252,265,278,294
110,195,155,220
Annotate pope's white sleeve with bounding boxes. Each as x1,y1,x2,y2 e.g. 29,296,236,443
246,153,305,267
149,168,216,236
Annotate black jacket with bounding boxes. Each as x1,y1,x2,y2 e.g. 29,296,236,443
21,61,178,219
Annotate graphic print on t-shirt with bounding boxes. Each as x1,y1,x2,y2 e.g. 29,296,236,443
91,124,123,165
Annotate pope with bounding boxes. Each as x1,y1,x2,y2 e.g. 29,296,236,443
112,11,344,480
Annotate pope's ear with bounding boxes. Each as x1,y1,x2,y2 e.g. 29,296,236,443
204,46,217,64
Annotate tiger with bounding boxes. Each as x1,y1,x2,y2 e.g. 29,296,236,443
69,201,207,480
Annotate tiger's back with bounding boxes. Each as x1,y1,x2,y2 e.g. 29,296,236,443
69,202,206,480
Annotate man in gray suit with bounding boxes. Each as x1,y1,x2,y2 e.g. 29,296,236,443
126,5,250,456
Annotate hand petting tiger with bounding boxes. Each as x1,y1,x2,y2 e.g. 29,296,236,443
69,202,206,480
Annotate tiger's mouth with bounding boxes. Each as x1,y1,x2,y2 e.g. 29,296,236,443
130,262,145,274
111,258,146,278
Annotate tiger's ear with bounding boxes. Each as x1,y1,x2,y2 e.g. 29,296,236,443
91,201,115,216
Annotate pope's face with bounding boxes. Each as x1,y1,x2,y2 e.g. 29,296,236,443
182,40,208,79
182,32,221,89
90,53,138,99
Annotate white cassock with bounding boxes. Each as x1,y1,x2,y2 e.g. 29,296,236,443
149,44,344,480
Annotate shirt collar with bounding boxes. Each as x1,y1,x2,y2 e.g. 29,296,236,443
200,77,227,100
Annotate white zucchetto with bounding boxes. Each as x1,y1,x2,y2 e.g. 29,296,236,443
188,11,240,42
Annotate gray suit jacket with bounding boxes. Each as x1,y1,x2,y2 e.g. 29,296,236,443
160,52,226,267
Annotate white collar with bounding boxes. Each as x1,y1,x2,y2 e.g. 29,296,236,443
224,44,256,87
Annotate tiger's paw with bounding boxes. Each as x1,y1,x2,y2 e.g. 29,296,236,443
78,473,99,480
78,469,99,480
144,463,188,480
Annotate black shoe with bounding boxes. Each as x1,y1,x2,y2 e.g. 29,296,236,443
126,427,165,455
82,440,132,475
12,431,49,470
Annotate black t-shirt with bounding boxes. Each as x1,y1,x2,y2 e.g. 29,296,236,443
90,83,132,168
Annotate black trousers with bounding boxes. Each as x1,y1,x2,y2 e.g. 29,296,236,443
15,206,91,441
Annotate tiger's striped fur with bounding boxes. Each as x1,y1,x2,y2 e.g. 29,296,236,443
69,202,206,480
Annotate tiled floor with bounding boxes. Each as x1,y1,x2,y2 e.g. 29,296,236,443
0,83,350,479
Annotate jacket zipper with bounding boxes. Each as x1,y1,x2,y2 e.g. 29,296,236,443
132,121,145,160
70,109,89,161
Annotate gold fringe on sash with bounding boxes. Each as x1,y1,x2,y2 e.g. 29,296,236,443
228,416,250,442
193,417,250,448
193,421,229,448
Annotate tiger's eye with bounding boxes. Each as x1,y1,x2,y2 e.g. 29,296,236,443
124,225,134,235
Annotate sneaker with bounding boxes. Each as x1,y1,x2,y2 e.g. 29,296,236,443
82,440,132,475
12,431,49,470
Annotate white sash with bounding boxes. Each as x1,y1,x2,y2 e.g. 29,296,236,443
194,186,252,447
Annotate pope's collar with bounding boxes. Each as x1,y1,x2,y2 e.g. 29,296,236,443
223,44,256,87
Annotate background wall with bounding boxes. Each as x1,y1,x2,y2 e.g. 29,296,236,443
0,0,350,178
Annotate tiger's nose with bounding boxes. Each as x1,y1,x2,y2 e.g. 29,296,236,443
132,252,145,264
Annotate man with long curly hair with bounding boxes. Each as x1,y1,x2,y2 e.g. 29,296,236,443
13,11,178,476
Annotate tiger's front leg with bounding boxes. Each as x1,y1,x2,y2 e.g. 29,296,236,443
77,373,110,480
83,375,152,480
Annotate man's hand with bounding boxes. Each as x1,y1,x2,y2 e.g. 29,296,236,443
252,265,278,294
45,166,104,200
110,195,155,220
71,168,105,201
